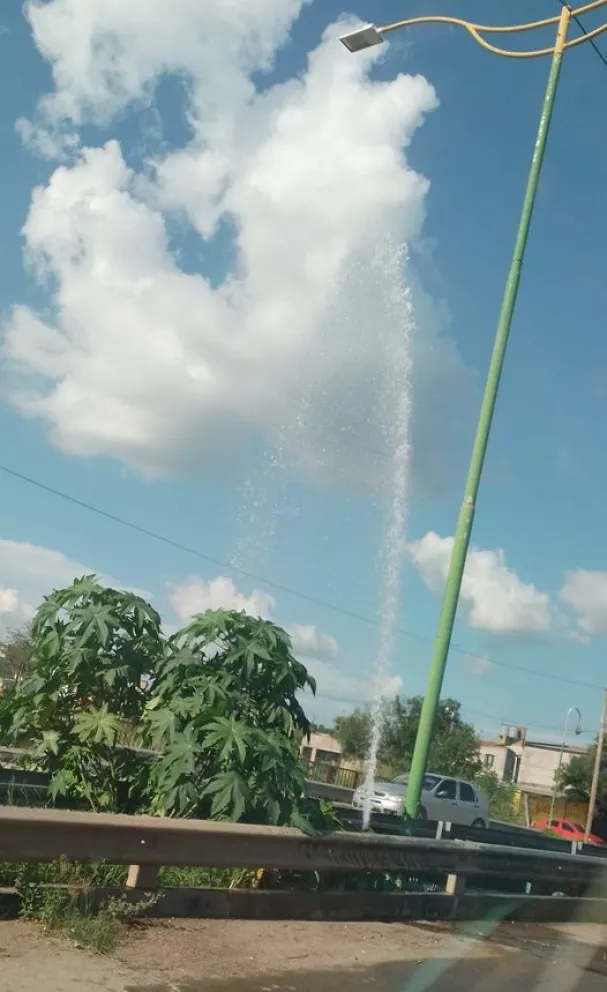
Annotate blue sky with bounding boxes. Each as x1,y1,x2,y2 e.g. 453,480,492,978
1,0,607,743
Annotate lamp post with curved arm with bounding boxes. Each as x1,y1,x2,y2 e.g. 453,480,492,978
340,3,607,820
549,706,583,825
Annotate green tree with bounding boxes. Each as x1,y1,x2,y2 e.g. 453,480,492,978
333,708,372,760
381,696,481,779
474,768,521,824
142,610,325,828
0,576,163,811
310,721,334,735
331,696,481,780
559,743,607,803
0,626,35,682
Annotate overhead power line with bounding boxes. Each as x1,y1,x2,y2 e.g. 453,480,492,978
559,0,607,70
0,462,602,694
312,691,596,736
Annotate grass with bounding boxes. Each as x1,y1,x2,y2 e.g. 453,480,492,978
0,859,158,953
158,865,260,888
22,888,157,954
0,860,265,952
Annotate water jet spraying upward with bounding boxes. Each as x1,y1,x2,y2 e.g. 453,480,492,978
362,242,414,829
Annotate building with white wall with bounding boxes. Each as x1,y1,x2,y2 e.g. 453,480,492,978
300,731,342,765
479,725,587,794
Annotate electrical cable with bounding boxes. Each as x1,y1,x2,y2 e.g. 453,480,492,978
1,461,603,694
559,0,607,68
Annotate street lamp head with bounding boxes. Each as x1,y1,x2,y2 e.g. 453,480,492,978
339,24,384,53
567,706,583,736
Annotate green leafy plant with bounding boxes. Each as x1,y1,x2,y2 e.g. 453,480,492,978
474,769,523,824
24,886,158,954
0,579,335,832
141,610,326,828
0,576,164,811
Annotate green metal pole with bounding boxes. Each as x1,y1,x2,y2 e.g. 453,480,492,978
404,4,571,820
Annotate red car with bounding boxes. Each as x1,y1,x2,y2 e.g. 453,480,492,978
534,817,605,845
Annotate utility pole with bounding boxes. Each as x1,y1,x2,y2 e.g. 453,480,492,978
585,687,607,842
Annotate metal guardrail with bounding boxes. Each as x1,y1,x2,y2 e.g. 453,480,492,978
0,805,605,883
2,767,603,861
333,803,607,859
2,806,607,922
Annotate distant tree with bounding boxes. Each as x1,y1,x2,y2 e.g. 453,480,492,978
333,708,372,760
381,696,481,779
309,722,334,736
0,626,35,682
474,768,522,824
331,696,481,780
559,743,607,803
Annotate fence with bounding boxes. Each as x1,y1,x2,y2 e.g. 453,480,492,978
526,793,589,826
301,758,362,790
3,805,607,923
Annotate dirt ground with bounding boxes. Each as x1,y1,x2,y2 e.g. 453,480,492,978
2,918,607,991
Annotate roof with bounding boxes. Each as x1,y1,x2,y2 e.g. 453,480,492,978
479,738,587,755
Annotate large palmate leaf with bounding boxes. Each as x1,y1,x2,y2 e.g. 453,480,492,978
143,706,178,750
202,771,251,821
74,705,121,746
202,717,249,764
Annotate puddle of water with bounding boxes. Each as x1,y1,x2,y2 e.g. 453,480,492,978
124,948,580,992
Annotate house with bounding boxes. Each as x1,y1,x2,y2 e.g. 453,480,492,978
479,725,587,794
300,731,342,766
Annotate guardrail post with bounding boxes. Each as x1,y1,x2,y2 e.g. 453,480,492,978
445,872,466,897
127,864,159,889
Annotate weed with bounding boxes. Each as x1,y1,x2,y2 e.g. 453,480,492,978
158,865,258,888
31,888,159,954
0,859,155,953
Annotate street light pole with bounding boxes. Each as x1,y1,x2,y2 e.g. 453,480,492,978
548,706,582,825
338,3,607,819
585,688,607,841
405,6,571,819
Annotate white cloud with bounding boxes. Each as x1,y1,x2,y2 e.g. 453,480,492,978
168,575,276,622
407,531,554,635
0,538,120,628
303,657,402,706
15,116,79,161
4,2,474,496
167,574,339,662
167,578,379,715
0,588,19,613
0,588,29,622
287,623,338,659
560,569,607,637
461,655,493,677
23,0,306,127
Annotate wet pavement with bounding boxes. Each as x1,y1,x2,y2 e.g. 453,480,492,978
4,918,607,991
124,954,607,992
123,924,607,992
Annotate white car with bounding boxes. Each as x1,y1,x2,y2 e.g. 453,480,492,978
352,773,489,827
